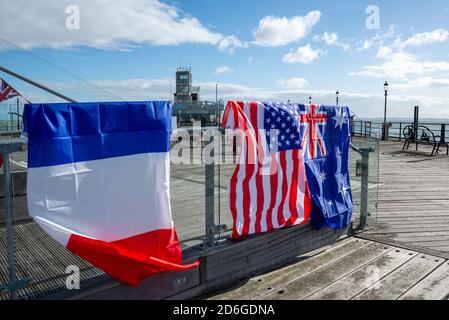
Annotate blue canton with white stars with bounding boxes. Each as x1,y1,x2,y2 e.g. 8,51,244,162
263,103,302,153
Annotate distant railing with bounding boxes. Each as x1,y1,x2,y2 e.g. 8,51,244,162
351,120,449,142
0,103,24,132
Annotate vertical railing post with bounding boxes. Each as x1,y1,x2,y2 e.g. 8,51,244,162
16,98,20,131
0,139,29,299
205,135,215,246
414,106,419,151
8,104,12,131
358,148,371,229
351,144,374,232
3,153,17,300
441,124,446,144
399,122,402,141
204,129,228,246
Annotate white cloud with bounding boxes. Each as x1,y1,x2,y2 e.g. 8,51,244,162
315,32,338,44
214,65,233,76
376,46,393,59
393,77,449,90
357,25,400,52
314,32,351,52
357,27,449,53
402,29,449,47
21,78,449,119
252,11,321,46
349,51,449,80
359,40,372,51
218,35,248,54
0,0,245,52
283,44,323,64
277,78,308,89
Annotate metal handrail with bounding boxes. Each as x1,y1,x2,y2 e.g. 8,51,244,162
352,120,449,141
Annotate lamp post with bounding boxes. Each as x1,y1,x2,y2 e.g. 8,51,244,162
382,81,389,141
308,96,312,104
336,91,340,106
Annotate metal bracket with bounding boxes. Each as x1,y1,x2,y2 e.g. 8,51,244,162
0,278,32,298
208,224,228,235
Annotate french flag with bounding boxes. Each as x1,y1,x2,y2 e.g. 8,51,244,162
24,101,199,286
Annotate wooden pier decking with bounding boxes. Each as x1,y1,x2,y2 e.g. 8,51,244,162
359,140,449,256
208,237,449,300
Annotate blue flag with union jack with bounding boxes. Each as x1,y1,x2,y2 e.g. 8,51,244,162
222,101,352,239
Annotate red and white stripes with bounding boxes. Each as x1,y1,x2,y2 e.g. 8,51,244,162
222,101,311,239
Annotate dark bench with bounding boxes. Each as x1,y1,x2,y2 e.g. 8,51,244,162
402,125,449,155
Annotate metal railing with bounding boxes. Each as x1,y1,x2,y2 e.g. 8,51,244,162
352,120,449,142
0,103,25,132
0,137,29,299
0,127,379,299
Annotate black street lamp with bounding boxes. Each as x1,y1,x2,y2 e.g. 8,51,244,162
336,91,340,106
308,96,312,104
382,81,389,141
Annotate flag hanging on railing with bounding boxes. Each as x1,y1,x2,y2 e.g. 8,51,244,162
0,78,27,102
222,101,353,239
24,101,199,286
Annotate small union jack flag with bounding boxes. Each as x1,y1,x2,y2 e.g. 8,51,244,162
300,104,327,160
0,78,21,102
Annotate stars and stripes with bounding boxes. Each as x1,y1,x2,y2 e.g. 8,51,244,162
222,101,312,239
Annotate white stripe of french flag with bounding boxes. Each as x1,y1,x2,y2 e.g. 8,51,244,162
24,101,199,286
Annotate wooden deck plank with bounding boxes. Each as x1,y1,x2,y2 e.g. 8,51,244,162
210,238,369,300
306,248,417,300
352,254,443,300
400,261,449,300
260,243,392,300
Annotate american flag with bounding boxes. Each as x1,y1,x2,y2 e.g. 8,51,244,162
0,78,21,102
222,101,353,239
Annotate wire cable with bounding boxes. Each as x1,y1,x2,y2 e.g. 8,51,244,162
0,38,124,101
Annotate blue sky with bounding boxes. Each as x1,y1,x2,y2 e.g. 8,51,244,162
1,0,449,119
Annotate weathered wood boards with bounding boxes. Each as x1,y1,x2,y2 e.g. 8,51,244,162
352,254,443,300
361,140,449,254
400,262,449,300
261,242,392,300
307,248,417,300
211,238,369,300
208,238,449,300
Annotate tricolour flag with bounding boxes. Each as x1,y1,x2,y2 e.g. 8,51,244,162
222,101,353,239
24,101,199,286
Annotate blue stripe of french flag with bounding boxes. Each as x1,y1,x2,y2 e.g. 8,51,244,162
24,101,199,286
